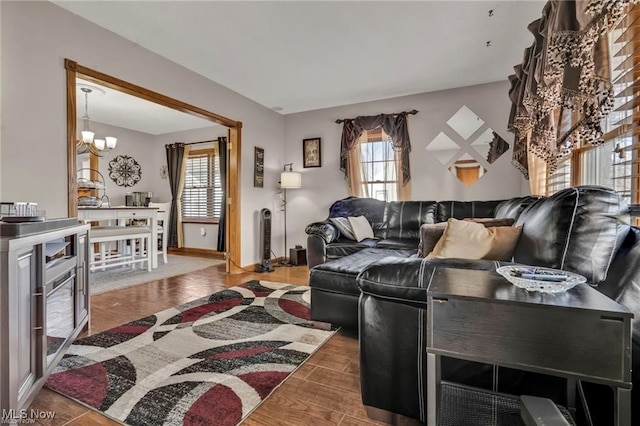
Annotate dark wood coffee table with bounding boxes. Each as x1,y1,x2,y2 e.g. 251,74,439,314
426,267,633,426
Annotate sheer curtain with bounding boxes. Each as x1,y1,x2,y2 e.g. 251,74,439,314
346,133,368,197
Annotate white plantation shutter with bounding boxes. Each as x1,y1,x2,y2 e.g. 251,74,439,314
182,151,222,220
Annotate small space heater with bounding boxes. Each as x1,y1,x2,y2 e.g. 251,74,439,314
256,208,274,272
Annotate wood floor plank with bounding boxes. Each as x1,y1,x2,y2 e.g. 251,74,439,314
305,365,361,394
26,388,89,425
340,415,388,426
306,350,353,372
343,360,360,375
273,376,372,421
249,393,344,425
27,261,400,425
64,411,121,425
291,361,317,379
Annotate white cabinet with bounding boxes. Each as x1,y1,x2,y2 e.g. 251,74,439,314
0,222,90,416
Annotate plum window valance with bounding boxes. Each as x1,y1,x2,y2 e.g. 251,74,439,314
508,0,638,178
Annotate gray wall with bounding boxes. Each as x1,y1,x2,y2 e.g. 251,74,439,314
283,81,529,249
1,1,285,266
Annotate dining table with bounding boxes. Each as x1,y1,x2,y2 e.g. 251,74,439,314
77,206,159,269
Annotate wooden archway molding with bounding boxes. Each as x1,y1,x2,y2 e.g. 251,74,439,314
65,59,242,273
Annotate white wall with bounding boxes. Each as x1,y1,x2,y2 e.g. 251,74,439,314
82,122,156,206
283,81,530,249
0,1,285,266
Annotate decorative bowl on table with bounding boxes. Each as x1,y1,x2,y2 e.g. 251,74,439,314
496,265,587,293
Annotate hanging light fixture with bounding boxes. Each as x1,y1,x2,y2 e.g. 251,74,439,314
77,87,118,157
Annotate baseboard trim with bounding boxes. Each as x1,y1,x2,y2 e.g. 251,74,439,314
168,247,224,259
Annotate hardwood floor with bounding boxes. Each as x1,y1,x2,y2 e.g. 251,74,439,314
28,257,415,425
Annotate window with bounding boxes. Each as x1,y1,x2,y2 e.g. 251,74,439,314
546,3,639,207
546,155,572,195
182,149,222,221
359,129,398,202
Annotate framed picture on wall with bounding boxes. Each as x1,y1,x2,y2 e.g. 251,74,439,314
303,138,321,168
254,147,264,187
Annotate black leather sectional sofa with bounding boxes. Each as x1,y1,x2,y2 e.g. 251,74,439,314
306,194,539,328
305,186,639,425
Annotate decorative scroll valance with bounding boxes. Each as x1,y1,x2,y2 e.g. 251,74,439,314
338,110,416,185
508,0,638,177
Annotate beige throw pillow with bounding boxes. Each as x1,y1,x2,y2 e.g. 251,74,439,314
348,215,374,242
427,218,522,261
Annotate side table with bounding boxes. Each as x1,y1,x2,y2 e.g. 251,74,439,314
426,268,633,426
289,247,307,266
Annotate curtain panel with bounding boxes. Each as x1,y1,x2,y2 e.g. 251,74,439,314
217,137,228,252
165,143,186,248
508,0,636,177
339,112,412,186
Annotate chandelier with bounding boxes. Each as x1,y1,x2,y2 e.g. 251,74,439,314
77,87,117,157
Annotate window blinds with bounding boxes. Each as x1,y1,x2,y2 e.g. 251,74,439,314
607,3,640,205
182,152,222,220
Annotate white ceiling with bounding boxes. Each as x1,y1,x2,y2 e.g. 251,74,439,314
56,1,545,115
76,79,216,135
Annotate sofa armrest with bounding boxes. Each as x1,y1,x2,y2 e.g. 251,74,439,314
305,220,339,243
358,257,506,305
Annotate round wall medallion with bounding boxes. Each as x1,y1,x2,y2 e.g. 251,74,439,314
108,155,142,187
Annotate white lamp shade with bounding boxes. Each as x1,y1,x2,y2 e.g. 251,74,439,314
105,136,117,149
280,171,302,188
94,139,105,150
81,130,94,144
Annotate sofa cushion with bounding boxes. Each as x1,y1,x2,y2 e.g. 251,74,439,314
597,227,640,422
310,248,415,296
358,257,509,304
514,186,630,285
329,196,387,237
427,219,522,261
374,238,418,250
495,196,543,220
325,238,378,260
418,223,448,257
436,200,503,222
384,201,438,239
467,217,515,227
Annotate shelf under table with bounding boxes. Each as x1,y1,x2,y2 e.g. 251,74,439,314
439,382,575,426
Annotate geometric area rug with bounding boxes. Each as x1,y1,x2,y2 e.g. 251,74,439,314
45,280,335,425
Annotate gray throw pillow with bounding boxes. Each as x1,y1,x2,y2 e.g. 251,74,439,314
330,217,356,240
418,222,448,257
